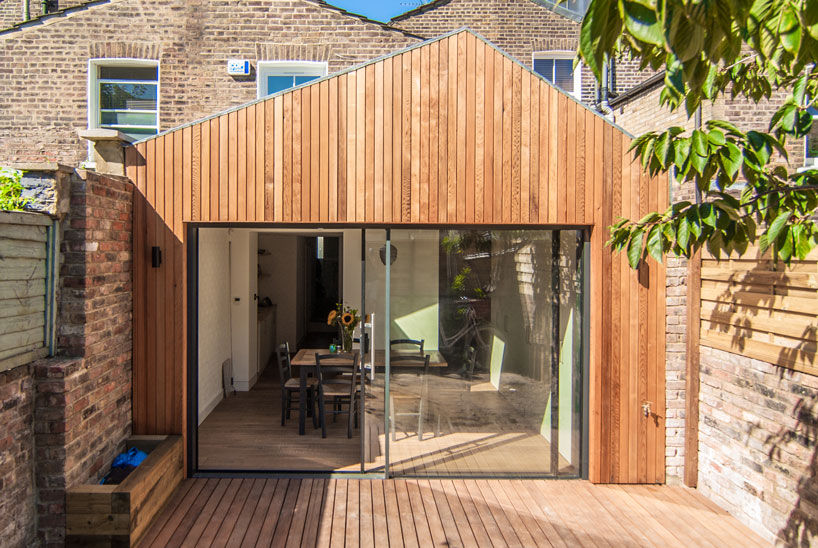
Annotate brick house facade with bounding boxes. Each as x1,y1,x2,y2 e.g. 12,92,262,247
0,0,422,167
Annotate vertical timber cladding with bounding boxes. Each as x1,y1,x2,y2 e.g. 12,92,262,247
125,29,668,483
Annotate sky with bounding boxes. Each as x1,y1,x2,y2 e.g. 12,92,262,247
328,0,434,23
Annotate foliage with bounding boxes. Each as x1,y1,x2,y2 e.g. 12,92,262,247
577,0,818,267
327,302,361,332
0,168,29,211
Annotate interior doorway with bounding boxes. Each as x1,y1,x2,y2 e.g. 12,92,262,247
302,236,342,348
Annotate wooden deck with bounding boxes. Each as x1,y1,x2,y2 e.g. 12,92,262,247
138,478,770,547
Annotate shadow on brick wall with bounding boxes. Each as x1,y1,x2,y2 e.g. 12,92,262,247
767,392,818,546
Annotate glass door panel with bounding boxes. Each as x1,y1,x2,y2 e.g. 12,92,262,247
387,229,584,477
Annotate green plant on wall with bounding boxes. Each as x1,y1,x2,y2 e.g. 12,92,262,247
0,169,29,211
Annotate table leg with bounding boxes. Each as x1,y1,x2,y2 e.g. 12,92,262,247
299,367,307,435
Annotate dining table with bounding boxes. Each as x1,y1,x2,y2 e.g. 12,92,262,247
290,348,448,435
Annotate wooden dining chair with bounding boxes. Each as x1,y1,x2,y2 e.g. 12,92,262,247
314,352,360,439
389,353,431,441
390,338,424,354
276,342,318,427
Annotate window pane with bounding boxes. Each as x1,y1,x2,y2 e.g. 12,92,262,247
554,59,575,92
100,83,157,110
266,75,295,95
100,111,157,127
533,58,554,82
295,75,320,86
99,65,157,80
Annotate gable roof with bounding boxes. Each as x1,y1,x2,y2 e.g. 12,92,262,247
1,0,423,38
137,27,630,144
389,0,584,24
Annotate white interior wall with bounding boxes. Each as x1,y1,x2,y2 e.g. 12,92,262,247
365,229,439,350
258,234,299,348
229,229,258,391
197,228,231,424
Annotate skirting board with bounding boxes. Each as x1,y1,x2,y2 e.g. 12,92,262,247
233,371,259,392
198,390,223,425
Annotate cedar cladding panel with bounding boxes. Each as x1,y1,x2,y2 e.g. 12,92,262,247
126,30,667,484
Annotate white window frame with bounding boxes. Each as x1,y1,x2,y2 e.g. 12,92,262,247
532,51,582,100
86,58,159,167
256,61,328,99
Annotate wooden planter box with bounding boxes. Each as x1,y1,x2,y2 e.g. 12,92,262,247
66,435,183,547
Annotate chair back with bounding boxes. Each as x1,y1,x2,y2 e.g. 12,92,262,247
391,353,431,373
276,342,292,384
315,352,360,396
390,338,424,354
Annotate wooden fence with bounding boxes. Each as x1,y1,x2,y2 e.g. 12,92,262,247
700,246,818,375
0,210,56,372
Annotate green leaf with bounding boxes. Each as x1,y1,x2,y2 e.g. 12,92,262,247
778,5,801,54
767,210,791,242
646,225,663,263
677,215,691,250
708,130,726,146
627,230,644,269
719,142,743,178
622,0,665,46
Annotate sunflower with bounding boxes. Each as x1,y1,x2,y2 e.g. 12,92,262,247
327,309,338,326
341,312,354,326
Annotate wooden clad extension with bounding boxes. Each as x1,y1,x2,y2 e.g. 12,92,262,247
700,246,818,375
125,29,668,484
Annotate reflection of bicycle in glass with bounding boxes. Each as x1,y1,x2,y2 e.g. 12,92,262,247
439,297,495,377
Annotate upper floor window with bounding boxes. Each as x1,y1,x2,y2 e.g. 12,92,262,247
539,0,591,18
88,59,159,142
257,61,328,98
806,105,818,167
533,52,581,100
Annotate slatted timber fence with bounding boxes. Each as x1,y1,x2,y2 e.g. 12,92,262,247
700,246,818,375
0,210,57,372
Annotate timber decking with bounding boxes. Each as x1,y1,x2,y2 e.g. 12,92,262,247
198,365,571,476
138,478,770,547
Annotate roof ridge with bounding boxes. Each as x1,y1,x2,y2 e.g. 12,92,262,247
132,27,634,145
1,0,427,38
389,0,450,23
0,0,110,35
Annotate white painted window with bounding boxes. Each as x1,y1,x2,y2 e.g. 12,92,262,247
541,0,590,18
806,105,818,167
256,61,328,99
88,59,159,142
533,52,582,99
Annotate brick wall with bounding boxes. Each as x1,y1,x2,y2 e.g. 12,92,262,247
32,169,134,546
0,365,36,548
0,0,21,29
0,0,420,166
390,0,597,105
698,346,818,544
0,168,134,547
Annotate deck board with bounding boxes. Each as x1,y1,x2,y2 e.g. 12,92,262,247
139,479,770,547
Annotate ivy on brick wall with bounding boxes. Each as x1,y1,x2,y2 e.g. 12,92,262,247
578,0,818,267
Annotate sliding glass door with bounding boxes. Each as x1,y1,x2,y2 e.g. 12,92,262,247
190,226,584,478
383,229,585,477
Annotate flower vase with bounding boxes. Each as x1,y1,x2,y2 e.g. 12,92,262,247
342,330,353,353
